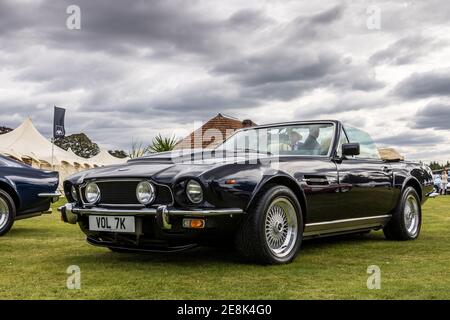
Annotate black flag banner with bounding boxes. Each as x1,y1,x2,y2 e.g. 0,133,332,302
53,106,66,138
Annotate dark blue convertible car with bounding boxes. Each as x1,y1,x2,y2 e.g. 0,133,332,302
60,120,434,264
0,155,60,236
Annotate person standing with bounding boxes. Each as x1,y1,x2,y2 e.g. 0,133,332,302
434,174,442,194
442,170,448,195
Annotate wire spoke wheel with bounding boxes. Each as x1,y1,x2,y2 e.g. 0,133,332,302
404,194,419,237
264,197,298,258
0,197,10,230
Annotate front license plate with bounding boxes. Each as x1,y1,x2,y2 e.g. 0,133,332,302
88,216,135,233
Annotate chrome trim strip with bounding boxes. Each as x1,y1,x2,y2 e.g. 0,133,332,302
166,208,244,216
63,204,244,217
305,215,391,227
99,203,146,208
303,214,391,237
302,178,329,184
38,192,61,198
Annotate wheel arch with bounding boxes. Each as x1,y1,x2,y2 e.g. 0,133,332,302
402,177,422,202
0,179,20,210
247,175,307,221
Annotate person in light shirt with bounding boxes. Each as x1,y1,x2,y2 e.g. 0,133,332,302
441,170,448,195
434,174,442,194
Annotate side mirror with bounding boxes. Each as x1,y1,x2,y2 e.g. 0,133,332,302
342,143,360,157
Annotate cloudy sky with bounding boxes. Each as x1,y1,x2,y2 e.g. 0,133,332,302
1,0,449,161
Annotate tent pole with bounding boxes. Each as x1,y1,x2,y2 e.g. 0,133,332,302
51,138,55,170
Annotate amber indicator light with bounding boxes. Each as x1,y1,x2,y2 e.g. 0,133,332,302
183,219,205,229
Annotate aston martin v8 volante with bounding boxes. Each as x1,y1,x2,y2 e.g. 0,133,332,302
60,120,433,264
0,155,60,236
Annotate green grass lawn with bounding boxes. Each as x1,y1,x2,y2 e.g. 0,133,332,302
1,197,450,300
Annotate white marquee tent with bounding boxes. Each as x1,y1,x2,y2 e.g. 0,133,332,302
0,118,128,188
89,149,128,166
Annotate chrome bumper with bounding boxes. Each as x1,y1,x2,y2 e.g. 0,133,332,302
58,203,244,227
39,192,61,203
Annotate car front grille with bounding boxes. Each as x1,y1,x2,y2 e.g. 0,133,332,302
81,179,173,207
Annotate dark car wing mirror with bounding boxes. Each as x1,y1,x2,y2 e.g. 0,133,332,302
342,143,360,157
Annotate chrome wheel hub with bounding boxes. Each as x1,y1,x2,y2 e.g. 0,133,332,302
404,195,419,237
0,198,10,230
264,197,298,258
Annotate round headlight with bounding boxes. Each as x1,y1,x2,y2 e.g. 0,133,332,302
136,181,155,205
186,180,203,204
71,186,78,202
85,182,100,204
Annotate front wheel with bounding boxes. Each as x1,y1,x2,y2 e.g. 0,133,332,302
0,190,16,237
235,185,303,264
383,186,421,240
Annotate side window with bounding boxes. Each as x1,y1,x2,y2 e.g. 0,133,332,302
344,126,380,159
336,128,349,157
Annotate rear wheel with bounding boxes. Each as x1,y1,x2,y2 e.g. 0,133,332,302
383,186,421,240
0,190,16,236
235,185,303,264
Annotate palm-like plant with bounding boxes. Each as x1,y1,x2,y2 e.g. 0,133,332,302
129,140,149,159
149,134,179,153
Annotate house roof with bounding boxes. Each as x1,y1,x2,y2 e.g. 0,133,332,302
175,113,256,149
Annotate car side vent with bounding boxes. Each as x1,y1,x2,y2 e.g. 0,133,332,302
302,175,329,185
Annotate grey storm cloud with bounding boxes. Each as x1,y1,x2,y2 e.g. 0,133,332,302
284,4,345,42
413,102,450,130
0,0,449,160
212,49,383,102
375,132,445,147
393,69,450,99
226,9,275,30
213,51,342,86
295,92,387,117
79,82,261,120
369,35,447,66
0,0,274,59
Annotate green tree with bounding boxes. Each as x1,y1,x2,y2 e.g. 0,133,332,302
0,126,12,135
429,161,442,171
108,150,128,158
149,134,179,153
55,133,100,158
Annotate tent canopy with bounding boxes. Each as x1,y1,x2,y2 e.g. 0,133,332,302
89,149,127,166
0,118,127,167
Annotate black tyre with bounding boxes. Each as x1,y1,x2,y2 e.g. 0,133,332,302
383,186,421,240
235,185,303,264
0,189,16,236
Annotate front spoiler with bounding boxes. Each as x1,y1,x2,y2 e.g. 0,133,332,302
58,203,244,228
87,237,198,253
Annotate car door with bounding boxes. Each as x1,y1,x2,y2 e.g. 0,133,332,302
336,126,396,219
282,157,340,224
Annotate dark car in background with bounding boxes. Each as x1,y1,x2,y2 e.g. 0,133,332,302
60,120,434,264
0,156,60,236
